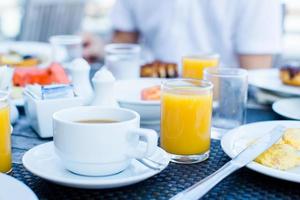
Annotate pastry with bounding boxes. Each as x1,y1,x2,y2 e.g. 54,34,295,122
140,61,178,78
280,65,300,86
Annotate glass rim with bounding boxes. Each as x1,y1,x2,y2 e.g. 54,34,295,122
183,53,220,60
203,67,248,78
49,35,82,45
0,90,9,102
162,78,213,91
105,43,141,54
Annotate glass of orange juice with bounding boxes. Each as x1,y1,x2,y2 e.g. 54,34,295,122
182,53,219,79
0,91,11,173
161,79,213,164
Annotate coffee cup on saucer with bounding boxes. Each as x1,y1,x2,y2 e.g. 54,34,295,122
53,106,158,176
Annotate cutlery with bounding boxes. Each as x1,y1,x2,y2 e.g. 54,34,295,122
136,158,165,171
171,125,286,200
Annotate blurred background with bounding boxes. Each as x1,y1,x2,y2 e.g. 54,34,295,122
0,0,300,63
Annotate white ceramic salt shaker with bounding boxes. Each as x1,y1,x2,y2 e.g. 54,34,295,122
91,67,119,107
69,58,93,104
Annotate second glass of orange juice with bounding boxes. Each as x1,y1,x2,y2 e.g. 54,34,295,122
0,91,11,173
182,54,219,79
161,79,213,164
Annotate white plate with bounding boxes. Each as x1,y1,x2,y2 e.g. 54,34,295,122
22,142,170,189
272,98,300,120
248,69,300,96
221,120,300,183
1,41,67,106
115,78,164,122
0,41,66,67
0,173,38,200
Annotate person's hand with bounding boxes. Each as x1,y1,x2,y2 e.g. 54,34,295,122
82,32,104,62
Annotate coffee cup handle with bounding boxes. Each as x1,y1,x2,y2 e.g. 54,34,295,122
128,128,158,159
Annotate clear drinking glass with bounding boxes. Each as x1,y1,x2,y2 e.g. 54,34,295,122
161,79,213,164
105,43,141,80
204,68,248,138
0,91,12,173
50,35,83,63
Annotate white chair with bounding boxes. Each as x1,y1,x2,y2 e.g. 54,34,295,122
18,0,85,42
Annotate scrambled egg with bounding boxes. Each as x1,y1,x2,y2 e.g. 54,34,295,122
255,144,299,170
282,128,300,150
255,128,300,170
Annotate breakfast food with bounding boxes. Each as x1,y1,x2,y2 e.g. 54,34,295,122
255,128,300,170
0,51,40,67
280,65,300,86
141,85,161,101
13,63,70,87
140,61,178,78
282,128,300,150
255,144,299,170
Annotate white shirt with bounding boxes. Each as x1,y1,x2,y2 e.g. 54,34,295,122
111,0,282,67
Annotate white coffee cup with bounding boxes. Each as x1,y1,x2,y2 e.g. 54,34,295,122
53,106,158,176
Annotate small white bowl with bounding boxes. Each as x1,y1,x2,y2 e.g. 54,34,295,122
23,91,85,138
115,78,163,123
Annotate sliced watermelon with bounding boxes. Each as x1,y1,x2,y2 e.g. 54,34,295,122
13,63,70,87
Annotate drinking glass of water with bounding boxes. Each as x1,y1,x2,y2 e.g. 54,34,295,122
50,35,82,63
204,68,248,138
104,44,141,80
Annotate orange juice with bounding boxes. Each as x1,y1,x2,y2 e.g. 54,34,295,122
0,101,11,173
161,81,213,158
182,55,219,79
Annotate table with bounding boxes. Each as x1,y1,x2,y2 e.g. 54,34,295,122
10,107,300,200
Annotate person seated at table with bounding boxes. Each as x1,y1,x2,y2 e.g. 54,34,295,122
83,0,282,69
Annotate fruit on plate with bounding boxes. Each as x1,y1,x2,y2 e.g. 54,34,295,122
255,128,300,170
141,85,161,101
13,63,70,87
0,51,40,67
279,65,300,86
140,61,178,78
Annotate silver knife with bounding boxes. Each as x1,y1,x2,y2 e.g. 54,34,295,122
170,125,286,200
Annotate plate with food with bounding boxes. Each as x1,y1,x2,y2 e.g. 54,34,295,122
248,67,300,96
222,121,300,183
10,62,70,106
0,41,66,67
115,78,165,123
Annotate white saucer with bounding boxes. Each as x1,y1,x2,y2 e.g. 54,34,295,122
0,173,38,200
272,98,300,120
22,142,170,189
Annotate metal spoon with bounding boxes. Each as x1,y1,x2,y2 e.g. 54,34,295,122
136,158,165,171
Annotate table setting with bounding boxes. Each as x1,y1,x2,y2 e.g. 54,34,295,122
1,36,300,200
